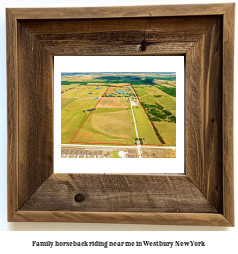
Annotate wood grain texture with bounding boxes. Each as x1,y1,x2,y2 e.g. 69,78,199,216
19,17,218,56
12,211,232,226
20,174,217,213
37,41,193,56
186,18,222,212
222,4,235,226
17,23,53,208
20,16,218,34
7,9,18,221
8,4,233,19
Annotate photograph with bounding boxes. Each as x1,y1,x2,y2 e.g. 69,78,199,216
54,56,184,174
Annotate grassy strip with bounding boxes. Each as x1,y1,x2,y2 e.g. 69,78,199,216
113,151,120,158
136,103,166,144
133,106,162,145
75,112,89,128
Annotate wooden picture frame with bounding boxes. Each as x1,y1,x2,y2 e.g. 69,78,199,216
7,3,234,226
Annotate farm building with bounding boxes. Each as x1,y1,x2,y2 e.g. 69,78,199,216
104,152,110,158
98,151,102,158
116,90,127,95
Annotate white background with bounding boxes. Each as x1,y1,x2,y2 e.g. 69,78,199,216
0,0,237,252
55,56,184,173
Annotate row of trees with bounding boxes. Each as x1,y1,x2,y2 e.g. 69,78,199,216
61,85,79,94
156,85,176,97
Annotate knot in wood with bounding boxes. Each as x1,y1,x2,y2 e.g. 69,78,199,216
74,193,85,202
140,40,147,51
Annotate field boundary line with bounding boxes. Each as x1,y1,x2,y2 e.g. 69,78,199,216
69,84,131,143
69,83,165,146
69,86,110,143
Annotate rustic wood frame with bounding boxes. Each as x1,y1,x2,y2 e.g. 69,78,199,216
7,3,234,226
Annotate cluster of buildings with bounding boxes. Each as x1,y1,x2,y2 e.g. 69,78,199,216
61,147,137,158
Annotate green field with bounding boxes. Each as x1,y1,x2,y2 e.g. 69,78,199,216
61,98,77,109
133,105,163,145
62,85,108,98
61,73,176,146
133,85,176,146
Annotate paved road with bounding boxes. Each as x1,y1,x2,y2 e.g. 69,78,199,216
129,98,141,158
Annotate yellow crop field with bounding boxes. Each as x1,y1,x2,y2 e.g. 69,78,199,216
65,98,97,111
91,110,132,138
97,97,129,108
61,84,79,92
62,85,108,98
73,109,133,144
154,121,176,146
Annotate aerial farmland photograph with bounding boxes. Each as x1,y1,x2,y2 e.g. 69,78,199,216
61,72,176,159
